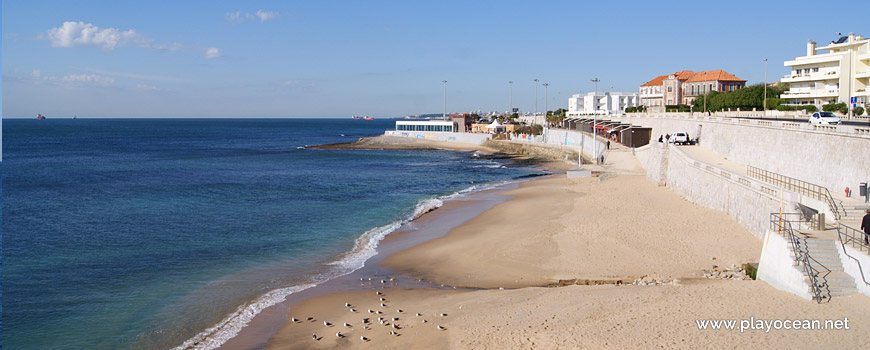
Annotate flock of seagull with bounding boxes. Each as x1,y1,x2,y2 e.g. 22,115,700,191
292,277,449,343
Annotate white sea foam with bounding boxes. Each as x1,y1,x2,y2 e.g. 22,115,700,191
174,180,517,350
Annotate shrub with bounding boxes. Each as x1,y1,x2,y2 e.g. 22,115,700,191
822,102,847,113
855,106,865,116
839,106,849,115
803,105,818,112
776,105,795,111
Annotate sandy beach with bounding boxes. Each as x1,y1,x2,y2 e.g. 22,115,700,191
261,139,869,350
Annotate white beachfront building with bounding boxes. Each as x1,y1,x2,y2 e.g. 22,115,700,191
780,33,870,112
566,91,639,117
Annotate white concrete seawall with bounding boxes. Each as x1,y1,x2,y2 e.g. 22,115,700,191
613,114,870,194
384,130,492,145
757,230,813,300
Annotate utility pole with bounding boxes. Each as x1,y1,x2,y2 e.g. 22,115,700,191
534,78,540,126
591,78,600,164
763,58,768,118
442,80,447,120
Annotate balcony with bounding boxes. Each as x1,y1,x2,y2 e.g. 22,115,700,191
782,88,838,99
780,70,839,83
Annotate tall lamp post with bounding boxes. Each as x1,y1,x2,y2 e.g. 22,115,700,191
763,58,768,117
543,83,550,142
442,80,448,120
534,79,540,126
591,78,600,163
509,81,513,115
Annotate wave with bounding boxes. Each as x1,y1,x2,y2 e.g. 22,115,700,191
173,180,518,350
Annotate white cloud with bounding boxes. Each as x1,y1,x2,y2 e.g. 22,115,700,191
62,74,115,85
255,10,279,22
136,84,160,91
205,47,222,59
225,11,245,24
32,69,115,86
46,21,141,50
77,68,184,82
225,10,279,24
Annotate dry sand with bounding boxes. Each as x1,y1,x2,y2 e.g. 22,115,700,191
264,138,868,349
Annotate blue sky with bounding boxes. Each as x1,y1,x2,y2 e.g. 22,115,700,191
2,0,868,118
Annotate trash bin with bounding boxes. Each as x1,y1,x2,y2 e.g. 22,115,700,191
861,182,868,196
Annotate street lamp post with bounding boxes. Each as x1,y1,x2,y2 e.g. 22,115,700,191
534,79,540,126
543,83,550,142
591,78,600,164
442,80,447,120
509,81,513,115
763,58,768,117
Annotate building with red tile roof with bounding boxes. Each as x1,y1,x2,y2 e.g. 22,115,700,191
639,70,746,109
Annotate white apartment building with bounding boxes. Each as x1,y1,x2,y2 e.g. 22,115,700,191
566,91,638,116
781,33,870,111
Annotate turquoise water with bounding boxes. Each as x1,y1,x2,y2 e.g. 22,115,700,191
1,118,535,349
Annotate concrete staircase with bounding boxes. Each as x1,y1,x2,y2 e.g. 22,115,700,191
839,203,870,228
797,238,859,299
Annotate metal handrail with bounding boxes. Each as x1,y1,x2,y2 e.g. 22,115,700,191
837,224,870,288
771,213,831,302
749,166,843,220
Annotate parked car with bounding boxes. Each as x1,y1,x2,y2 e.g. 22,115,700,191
809,111,841,125
670,132,690,145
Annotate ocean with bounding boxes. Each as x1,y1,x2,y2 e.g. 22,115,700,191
0,118,536,349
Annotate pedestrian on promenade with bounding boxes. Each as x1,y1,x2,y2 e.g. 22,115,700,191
862,209,870,245
606,140,611,150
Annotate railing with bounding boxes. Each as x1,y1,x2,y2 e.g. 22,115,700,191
748,166,843,220
837,223,870,255
771,213,832,303
837,224,870,289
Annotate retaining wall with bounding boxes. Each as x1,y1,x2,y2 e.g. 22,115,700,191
384,130,492,145
757,230,813,300
483,140,580,163
610,114,870,193
838,243,870,297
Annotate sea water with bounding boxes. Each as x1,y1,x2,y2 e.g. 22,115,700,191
1,118,536,349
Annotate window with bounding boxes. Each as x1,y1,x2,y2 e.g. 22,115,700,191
668,86,673,92
812,67,819,73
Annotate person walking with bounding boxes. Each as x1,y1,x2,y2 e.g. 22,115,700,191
862,209,870,245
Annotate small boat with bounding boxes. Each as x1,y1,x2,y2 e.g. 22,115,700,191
36,114,46,120
364,117,374,120
351,115,363,120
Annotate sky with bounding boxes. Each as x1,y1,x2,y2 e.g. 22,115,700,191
2,0,868,118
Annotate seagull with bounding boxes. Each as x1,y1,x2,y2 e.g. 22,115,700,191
380,303,387,307
324,321,332,327
344,323,352,328
291,317,299,323
307,317,314,321
345,303,352,307
437,325,446,330
377,317,384,321
380,280,386,284
360,278,365,281
368,309,374,313
379,297,386,301
360,336,369,342
350,308,357,313
363,318,370,323
422,319,428,323
312,333,318,341
376,291,383,295
336,332,344,338
363,325,370,330
396,309,403,313
416,313,422,317
390,330,399,336
392,317,399,321
376,310,383,314
440,313,448,317
392,324,401,330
